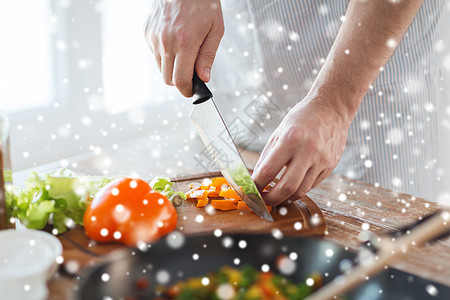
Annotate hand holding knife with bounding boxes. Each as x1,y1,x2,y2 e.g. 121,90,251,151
190,72,273,222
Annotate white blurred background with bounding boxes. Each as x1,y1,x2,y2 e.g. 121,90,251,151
0,0,450,180
0,0,189,171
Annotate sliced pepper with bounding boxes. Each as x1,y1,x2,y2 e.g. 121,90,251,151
196,198,209,208
207,186,219,197
219,188,241,200
237,201,272,212
211,199,238,210
211,177,228,188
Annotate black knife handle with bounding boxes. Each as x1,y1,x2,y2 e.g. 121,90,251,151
192,71,212,105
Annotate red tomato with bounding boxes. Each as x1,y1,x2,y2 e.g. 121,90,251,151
83,178,177,246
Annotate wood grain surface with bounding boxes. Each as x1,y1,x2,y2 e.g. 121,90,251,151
172,172,326,237
308,175,450,288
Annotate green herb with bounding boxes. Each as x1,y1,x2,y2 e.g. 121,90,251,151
150,176,187,205
229,163,259,195
5,168,112,234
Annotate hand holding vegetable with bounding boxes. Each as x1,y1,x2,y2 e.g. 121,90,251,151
145,0,224,96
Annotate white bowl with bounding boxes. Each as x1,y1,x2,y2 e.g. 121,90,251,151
0,229,63,300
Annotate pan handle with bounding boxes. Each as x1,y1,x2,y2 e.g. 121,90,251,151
388,209,450,242
362,209,450,253
307,209,450,300
192,71,212,105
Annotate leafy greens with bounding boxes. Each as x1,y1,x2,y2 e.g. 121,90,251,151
5,168,112,234
149,176,187,201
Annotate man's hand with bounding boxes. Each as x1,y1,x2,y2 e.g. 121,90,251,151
252,97,350,207
145,0,224,97
252,0,423,206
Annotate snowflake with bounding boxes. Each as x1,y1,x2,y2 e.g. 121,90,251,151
386,128,404,145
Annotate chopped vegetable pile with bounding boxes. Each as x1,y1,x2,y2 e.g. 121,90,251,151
155,265,323,300
185,177,272,213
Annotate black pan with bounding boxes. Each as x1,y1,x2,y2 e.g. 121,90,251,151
74,233,450,299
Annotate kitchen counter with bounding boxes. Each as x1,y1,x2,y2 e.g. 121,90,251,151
13,134,450,299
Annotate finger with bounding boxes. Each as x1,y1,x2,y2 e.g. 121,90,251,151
161,54,175,86
144,21,159,54
296,166,321,195
155,54,162,72
263,161,309,206
252,143,290,192
254,135,278,171
311,168,331,190
194,23,224,82
173,52,197,97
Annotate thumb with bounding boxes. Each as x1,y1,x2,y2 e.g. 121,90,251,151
195,27,223,83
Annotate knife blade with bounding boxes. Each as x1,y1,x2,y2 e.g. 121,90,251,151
190,72,273,222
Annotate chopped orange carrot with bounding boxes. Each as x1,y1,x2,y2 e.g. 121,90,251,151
211,200,238,210
216,184,229,195
237,201,272,212
237,201,251,210
211,177,228,188
207,186,219,197
219,188,241,200
186,180,273,217
196,198,209,207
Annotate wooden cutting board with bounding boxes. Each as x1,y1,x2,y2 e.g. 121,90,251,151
56,172,326,262
172,171,326,237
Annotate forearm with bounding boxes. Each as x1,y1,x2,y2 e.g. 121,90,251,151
309,0,423,123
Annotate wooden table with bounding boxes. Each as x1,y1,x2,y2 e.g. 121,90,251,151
13,134,450,299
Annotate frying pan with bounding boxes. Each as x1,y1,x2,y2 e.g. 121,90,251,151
74,233,450,299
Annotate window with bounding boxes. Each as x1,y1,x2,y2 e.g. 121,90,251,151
101,0,178,114
0,0,54,113
3,0,185,171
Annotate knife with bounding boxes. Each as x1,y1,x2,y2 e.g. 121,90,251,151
190,72,273,222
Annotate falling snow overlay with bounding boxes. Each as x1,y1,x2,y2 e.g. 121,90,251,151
2,1,450,299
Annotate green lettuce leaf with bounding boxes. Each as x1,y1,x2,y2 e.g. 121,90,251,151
5,168,111,234
149,176,187,202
